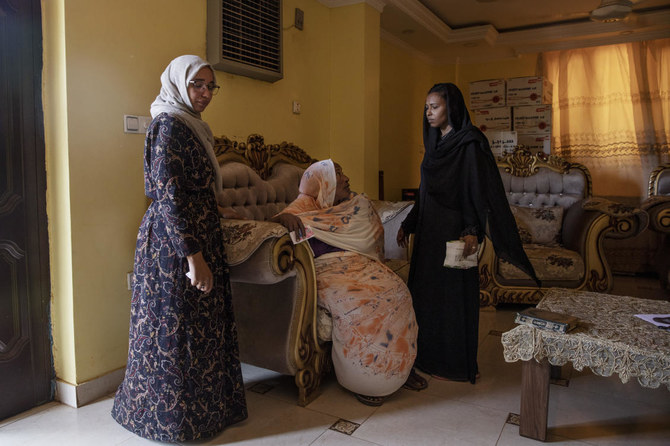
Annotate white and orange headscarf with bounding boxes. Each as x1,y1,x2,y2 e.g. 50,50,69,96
280,160,384,261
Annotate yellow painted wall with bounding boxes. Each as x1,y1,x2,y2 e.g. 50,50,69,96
378,47,463,201
43,0,358,385
329,3,381,197
379,42,433,201
42,0,76,385
208,0,333,158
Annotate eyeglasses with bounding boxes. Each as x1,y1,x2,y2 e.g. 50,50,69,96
188,80,220,95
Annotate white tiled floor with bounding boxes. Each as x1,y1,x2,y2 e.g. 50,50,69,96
2,276,668,445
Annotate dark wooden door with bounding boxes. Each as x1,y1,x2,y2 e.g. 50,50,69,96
0,0,53,420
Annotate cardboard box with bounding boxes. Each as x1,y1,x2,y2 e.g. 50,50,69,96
518,133,551,154
484,131,517,157
474,107,512,132
513,105,552,134
469,79,506,109
507,76,553,106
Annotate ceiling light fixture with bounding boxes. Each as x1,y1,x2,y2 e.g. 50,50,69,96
590,0,633,22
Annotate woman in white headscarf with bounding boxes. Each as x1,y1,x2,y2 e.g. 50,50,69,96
112,55,247,442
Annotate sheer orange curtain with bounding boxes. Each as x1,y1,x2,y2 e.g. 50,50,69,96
543,38,670,198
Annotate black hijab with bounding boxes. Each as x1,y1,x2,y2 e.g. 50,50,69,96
421,83,540,286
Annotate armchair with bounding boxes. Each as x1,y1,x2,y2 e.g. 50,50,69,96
641,163,670,287
213,134,413,405
478,149,648,306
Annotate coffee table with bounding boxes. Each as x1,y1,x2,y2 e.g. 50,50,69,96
501,288,670,441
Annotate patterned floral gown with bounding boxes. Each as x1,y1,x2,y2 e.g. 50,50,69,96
111,114,247,442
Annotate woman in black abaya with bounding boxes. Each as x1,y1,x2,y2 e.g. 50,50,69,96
397,83,539,383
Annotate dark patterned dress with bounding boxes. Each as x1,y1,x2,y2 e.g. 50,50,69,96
111,113,247,442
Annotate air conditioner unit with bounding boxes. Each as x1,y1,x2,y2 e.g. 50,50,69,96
207,0,283,83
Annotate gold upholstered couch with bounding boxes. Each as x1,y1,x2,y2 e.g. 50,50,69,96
478,149,649,306
213,134,413,406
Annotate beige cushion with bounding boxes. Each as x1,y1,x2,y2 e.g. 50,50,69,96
499,244,584,281
511,205,563,246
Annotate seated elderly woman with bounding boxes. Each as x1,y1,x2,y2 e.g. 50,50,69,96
272,159,425,406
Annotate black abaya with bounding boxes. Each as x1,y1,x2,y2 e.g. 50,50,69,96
402,83,538,383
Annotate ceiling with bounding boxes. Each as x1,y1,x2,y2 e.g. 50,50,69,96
379,0,670,63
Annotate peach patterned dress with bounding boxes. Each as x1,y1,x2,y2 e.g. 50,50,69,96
280,160,418,397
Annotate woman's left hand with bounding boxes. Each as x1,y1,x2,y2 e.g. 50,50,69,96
186,251,214,293
460,234,478,257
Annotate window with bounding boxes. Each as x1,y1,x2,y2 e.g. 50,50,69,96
207,0,283,82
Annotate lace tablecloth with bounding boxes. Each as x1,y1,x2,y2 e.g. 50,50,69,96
502,288,670,390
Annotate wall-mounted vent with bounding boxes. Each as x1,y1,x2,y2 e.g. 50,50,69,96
207,0,283,83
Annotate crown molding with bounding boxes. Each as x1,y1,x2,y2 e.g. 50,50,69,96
448,25,499,46
383,0,452,43
381,0,670,64
500,9,670,52
318,0,386,13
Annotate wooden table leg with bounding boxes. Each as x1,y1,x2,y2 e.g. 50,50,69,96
519,358,550,441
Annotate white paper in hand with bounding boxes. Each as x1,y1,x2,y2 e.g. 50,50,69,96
289,225,315,244
443,240,479,269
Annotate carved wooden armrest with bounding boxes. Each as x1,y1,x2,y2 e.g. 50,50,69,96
580,197,649,240
641,195,670,234
220,219,300,284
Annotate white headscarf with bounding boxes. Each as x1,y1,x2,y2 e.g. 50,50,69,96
298,159,337,208
150,55,222,193
281,160,385,261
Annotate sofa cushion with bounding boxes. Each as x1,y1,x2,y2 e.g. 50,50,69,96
511,205,563,246
498,244,584,281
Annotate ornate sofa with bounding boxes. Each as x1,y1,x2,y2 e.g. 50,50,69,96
213,134,413,406
641,163,670,287
478,149,648,306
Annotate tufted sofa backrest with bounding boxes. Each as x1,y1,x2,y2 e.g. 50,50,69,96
218,161,305,220
500,167,587,209
649,163,670,196
496,149,591,210
213,134,317,221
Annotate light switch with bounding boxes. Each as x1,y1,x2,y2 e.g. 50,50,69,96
125,116,139,131
124,115,152,134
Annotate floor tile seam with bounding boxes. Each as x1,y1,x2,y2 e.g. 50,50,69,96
565,385,670,408
550,378,670,408
251,388,309,407
494,418,507,446
402,387,514,414
245,390,349,428
329,429,384,446
304,403,378,426
443,396,517,421
253,383,384,424
352,410,509,446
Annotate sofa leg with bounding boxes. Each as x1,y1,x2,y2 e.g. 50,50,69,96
295,347,330,406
